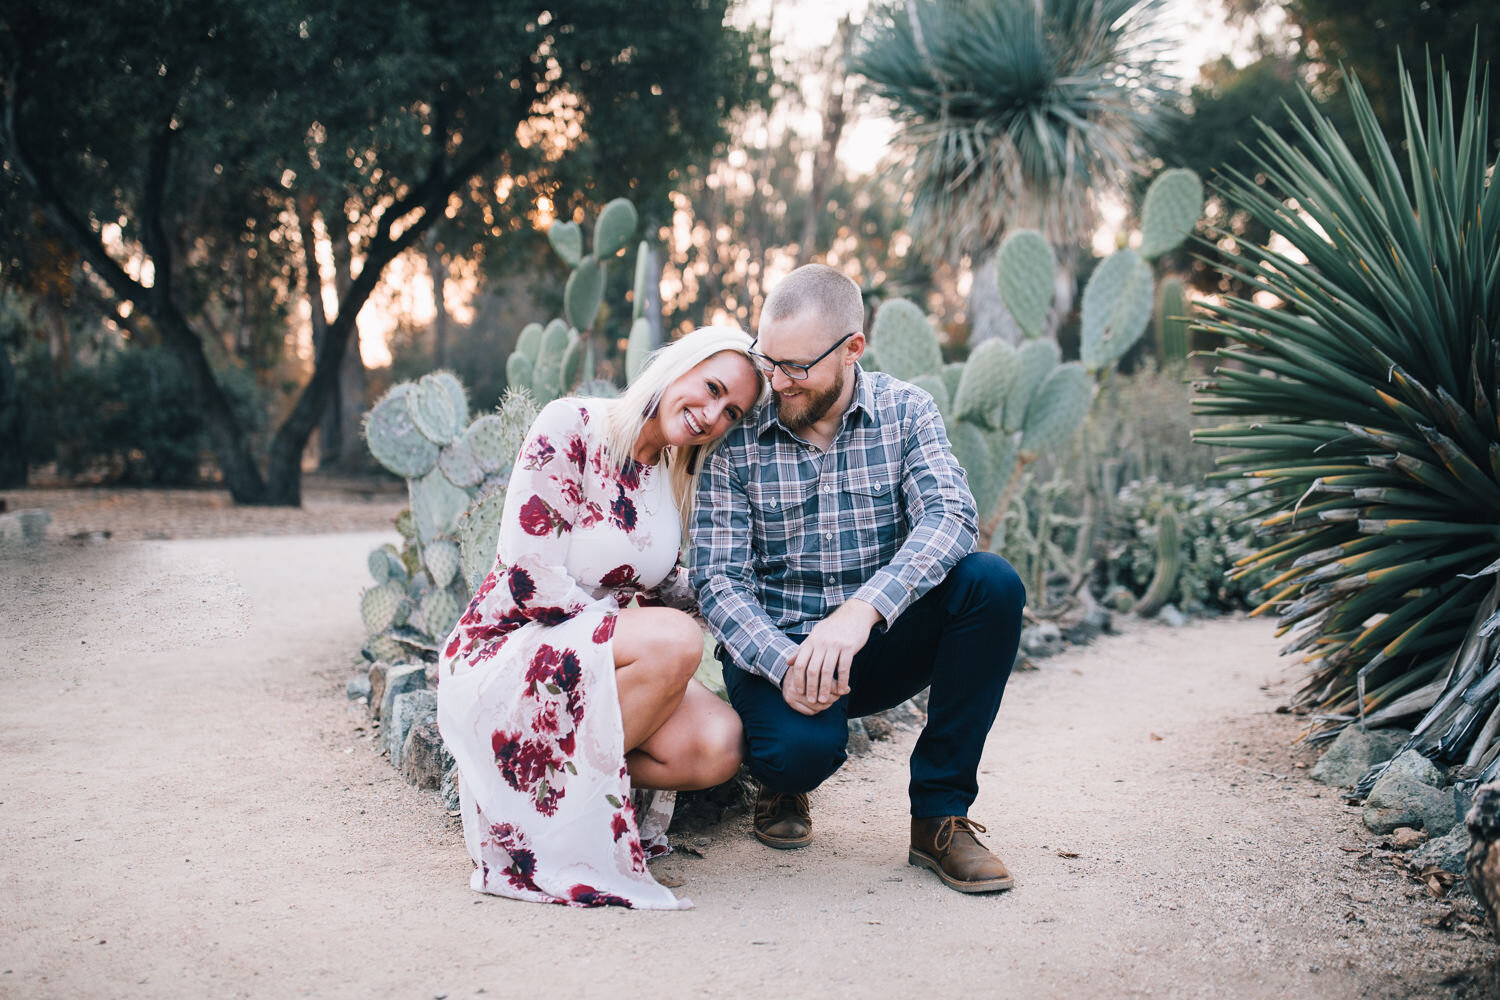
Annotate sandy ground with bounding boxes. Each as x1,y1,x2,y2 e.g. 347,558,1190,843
1,486,1496,999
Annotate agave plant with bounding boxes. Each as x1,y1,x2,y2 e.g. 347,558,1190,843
1192,55,1500,777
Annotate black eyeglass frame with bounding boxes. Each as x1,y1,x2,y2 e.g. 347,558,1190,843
749,330,858,381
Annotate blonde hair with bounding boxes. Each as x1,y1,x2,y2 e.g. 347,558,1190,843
761,263,864,337
601,325,769,536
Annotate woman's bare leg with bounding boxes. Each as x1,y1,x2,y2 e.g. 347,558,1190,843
611,606,704,752
627,679,743,790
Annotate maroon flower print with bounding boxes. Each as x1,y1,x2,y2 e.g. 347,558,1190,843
568,884,632,908
609,487,638,532
530,605,572,626
599,565,639,589
518,496,568,537
491,729,562,800
566,434,588,471
592,615,618,645
557,729,575,756
618,459,643,491
610,811,630,842
520,435,555,471
508,565,537,604
445,634,461,658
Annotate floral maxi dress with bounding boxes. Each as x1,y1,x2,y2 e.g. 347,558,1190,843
437,398,690,909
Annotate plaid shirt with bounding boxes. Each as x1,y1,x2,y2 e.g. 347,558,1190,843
688,367,978,684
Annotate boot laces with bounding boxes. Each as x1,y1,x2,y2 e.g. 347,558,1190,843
756,791,809,823
935,816,987,852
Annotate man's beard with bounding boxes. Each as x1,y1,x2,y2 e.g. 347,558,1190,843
775,365,846,431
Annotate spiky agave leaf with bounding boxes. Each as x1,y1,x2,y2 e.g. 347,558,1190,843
1191,52,1500,768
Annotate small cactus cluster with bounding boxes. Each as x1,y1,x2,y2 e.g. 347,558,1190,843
360,374,538,662
1100,478,1273,617
505,197,657,404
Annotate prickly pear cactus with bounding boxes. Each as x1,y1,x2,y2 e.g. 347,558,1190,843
1080,248,1154,373
633,242,651,322
1002,338,1060,433
996,230,1055,340
1138,169,1204,260
364,384,441,479
911,373,951,416
515,323,544,363
1019,362,1092,458
948,421,998,517
952,339,1018,429
626,317,654,382
548,220,582,268
565,255,604,333
595,198,640,259
871,298,942,382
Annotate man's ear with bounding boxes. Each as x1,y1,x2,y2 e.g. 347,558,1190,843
845,330,867,366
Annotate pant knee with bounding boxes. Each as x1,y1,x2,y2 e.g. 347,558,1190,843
954,551,1026,617
746,724,846,794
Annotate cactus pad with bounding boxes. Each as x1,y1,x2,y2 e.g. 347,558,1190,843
395,507,416,540
952,339,1019,428
990,432,1021,515
561,335,586,394
548,220,582,268
871,298,941,382
410,467,473,545
626,316,654,383
633,241,651,321
860,343,881,373
1139,168,1203,260
505,352,533,393
407,372,464,445
948,420,998,518
1001,339,1061,432
531,321,573,404
430,370,469,428
564,255,605,333
437,439,485,488
423,538,462,590
577,378,620,398
494,389,539,460
515,322,544,363
421,584,464,641
362,634,409,665
941,362,965,404
996,230,1055,340
1080,248,1153,372
463,414,515,475
360,580,410,635
458,487,507,592
364,384,441,478
911,373,951,417
594,198,639,259
1019,362,1093,458
1156,276,1191,364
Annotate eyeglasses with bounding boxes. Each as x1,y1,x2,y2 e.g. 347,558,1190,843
749,331,857,382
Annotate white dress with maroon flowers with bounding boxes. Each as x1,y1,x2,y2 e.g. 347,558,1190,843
437,398,691,910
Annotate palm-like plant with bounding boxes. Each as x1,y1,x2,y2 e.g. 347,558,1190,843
852,0,1174,339
1193,55,1500,778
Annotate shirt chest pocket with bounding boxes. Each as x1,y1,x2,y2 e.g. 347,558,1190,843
840,472,901,550
744,477,817,546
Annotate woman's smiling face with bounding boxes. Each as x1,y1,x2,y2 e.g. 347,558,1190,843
653,350,762,451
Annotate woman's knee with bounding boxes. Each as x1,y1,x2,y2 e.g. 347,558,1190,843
693,707,744,787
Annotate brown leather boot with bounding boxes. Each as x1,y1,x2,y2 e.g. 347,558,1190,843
753,786,812,849
909,816,1014,893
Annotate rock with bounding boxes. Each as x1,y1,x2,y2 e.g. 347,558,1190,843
861,714,894,742
1310,726,1411,787
379,663,426,724
878,698,926,730
0,509,51,545
1388,826,1428,850
1363,750,1457,835
346,674,372,702
1157,605,1188,627
1411,823,1470,876
401,721,453,789
367,663,389,719
386,690,438,766
441,766,461,813
1021,622,1063,658
846,718,871,757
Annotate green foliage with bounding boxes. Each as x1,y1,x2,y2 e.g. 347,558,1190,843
1155,276,1190,365
869,298,942,381
14,341,265,485
1191,55,1500,767
1138,169,1205,260
995,231,1055,340
1079,249,1154,372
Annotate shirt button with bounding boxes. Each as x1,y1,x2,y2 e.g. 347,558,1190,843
823,485,831,493
825,532,832,540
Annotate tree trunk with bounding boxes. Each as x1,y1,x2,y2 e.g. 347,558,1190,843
0,342,27,488
335,329,368,474
426,232,451,368
795,17,852,269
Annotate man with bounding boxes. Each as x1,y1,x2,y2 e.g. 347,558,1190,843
688,263,1026,894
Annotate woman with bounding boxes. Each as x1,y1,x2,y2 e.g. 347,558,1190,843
436,326,767,910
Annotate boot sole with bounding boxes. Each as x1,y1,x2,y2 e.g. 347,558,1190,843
908,847,1015,893
755,827,812,850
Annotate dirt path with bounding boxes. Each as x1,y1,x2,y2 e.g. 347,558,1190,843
1,520,1494,999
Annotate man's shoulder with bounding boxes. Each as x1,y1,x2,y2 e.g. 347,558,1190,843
859,369,940,425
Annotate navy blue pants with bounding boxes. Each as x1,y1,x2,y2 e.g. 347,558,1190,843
722,551,1025,818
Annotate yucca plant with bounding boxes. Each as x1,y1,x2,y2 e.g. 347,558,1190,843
1192,54,1500,778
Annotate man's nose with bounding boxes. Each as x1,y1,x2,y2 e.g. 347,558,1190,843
769,366,796,392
